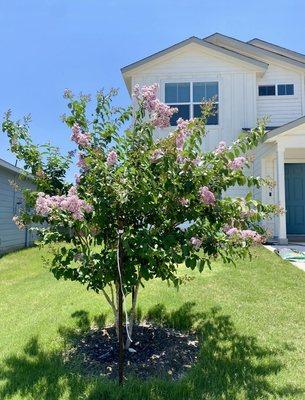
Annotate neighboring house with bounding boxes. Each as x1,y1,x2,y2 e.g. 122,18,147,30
0,158,36,254
121,33,305,244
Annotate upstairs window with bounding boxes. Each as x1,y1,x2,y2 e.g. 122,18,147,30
193,82,219,125
165,82,219,126
278,84,294,96
258,85,276,96
165,83,190,126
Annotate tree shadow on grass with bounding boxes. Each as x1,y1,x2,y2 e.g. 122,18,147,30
0,305,303,400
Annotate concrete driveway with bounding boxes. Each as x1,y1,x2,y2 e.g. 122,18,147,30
264,243,305,272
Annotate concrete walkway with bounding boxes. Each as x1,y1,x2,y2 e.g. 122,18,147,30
264,243,305,272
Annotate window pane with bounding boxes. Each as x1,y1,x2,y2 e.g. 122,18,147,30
165,83,190,103
193,82,218,102
177,83,190,102
165,83,177,103
193,104,218,125
258,85,275,96
278,84,294,95
169,104,190,126
193,82,206,102
205,82,218,100
286,84,294,95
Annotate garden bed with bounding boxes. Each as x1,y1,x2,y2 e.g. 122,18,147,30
64,324,199,380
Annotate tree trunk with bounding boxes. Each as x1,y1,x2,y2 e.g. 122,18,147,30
117,228,124,385
125,282,140,350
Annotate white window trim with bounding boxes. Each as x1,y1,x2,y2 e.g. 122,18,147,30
163,80,220,126
257,83,296,98
277,83,295,97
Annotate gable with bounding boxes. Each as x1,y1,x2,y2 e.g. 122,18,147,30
205,33,305,72
122,40,267,93
121,37,268,90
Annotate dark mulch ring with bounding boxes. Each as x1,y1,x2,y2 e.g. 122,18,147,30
63,324,200,380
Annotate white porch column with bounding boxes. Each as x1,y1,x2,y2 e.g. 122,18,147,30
276,144,288,244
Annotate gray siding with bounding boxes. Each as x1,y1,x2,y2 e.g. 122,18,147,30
0,166,36,254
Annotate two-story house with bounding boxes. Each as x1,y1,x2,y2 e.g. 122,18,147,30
121,33,305,244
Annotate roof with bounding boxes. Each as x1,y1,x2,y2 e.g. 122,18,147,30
121,36,268,81
0,158,24,175
205,33,305,71
121,34,305,89
248,38,305,64
265,116,305,142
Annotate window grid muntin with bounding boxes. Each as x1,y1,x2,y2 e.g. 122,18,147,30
258,85,276,96
278,84,294,96
165,81,219,126
258,83,295,96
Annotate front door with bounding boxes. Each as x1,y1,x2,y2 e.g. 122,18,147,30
285,163,305,234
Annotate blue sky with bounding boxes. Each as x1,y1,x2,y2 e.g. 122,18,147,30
1,0,305,173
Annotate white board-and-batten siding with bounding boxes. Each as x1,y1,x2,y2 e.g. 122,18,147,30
257,64,304,126
0,165,35,254
130,43,258,152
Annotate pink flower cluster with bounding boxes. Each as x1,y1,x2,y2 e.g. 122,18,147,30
77,153,87,169
199,186,216,206
225,227,262,243
190,237,202,250
225,227,239,236
133,84,177,128
214,141,227,155
35,186,93,221
176,118,193,151
228,156,246,170
71,124,91,147
106,150,118,166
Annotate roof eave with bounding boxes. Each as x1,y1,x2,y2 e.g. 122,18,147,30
265,116,305,142
205,33,305,71
121,36,268,77
0,158,34,180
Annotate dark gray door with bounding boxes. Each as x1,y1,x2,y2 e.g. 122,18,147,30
285,163,305,234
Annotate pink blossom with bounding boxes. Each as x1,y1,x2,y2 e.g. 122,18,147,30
175,118,193,150
240,229,262,243
35,187,93,221
132,84,177,128
12,215,25,230
228,156,246,170
176,131,187,151
150,100,177,128
192,157,201,166
106,150,118,166
225,227,239,236
225,227,262,243
214,141,227,155
190,237,202,250
150,149,164,163
179,198,190,206
199,186,216,206
77,153,87,169
133,83,158,106
177,117,190,132
177,155,188,164
71,124,91,147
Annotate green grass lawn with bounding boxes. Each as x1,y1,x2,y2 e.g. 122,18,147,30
1,246,305,400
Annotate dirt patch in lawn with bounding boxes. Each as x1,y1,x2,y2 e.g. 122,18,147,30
64,324,199,380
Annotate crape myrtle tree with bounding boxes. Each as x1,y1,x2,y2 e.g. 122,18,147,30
3,84,279,351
